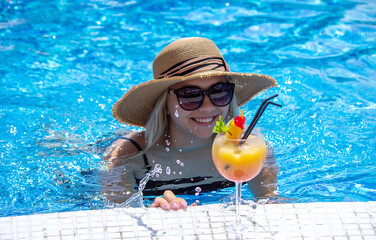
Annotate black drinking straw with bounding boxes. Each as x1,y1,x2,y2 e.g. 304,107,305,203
245,94,278,134
242,94,282,140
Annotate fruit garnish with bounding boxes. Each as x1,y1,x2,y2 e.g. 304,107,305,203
234,110,245,129
213,115,229,133
226,110,245,139
213,110,246,139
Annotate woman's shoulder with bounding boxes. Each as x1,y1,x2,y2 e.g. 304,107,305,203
103,131,147,167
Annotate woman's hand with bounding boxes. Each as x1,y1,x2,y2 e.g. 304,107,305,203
150,190,195,210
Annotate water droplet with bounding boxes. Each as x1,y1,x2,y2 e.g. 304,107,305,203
165,140,170,146
118,164,162,208
180,163,184,167
166,167,171,175
165,148,170,152
179,149,183,152
179,171,182,175
155,164,162,173
195,187,201,196
273,190,280,195
196,200,200,204
175,105,179,108
174,110,179,118
176,160,181,164
173,171,176,175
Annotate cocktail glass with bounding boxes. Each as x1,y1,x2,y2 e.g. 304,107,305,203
212,129,267,231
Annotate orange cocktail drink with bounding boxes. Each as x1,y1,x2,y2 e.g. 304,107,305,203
212,95,281,232
212,130,266,183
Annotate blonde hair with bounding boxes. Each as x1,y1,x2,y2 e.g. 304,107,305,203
144,89,239,150
144,91,169,150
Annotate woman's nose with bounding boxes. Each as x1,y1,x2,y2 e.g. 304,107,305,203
198,95,215,111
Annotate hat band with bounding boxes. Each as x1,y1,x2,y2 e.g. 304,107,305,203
157,55,230,79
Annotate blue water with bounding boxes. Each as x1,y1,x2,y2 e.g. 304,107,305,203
1,0,375,217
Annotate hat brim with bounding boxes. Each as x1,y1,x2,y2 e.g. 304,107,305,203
113,71,278,127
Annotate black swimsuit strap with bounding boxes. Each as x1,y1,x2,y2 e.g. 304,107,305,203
119,137,151,171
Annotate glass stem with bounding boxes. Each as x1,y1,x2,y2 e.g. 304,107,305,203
235,182,241,225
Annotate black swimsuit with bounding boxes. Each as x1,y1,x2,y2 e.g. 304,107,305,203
120,137,234,196
120,137,151,171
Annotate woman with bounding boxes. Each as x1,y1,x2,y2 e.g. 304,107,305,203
102,37,279,210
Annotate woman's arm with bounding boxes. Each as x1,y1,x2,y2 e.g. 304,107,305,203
102,132,146,167
100,132,146,203
99,163,138,203
248,143,279,198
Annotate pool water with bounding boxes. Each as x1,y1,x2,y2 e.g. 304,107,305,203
1,0,375,217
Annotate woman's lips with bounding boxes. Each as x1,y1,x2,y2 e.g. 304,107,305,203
191,116,217,126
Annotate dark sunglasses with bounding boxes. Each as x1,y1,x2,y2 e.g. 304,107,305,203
169,82,235,111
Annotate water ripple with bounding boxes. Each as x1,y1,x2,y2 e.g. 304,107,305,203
1,0,375,216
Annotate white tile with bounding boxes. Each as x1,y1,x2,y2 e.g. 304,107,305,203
347,228,362,236
1,202,376,239
315,229,332,237
76,228,90,235
0,223,12,234
211,234,228,240
107,231,122,239
346,236,363,240
361,229,376,236
61,235,76,240
333,237,348,240
0,234,13,240
181,228,196,235
319,237,334,240
45,236,60,240
183,235,197,240
60,229,75,235
364,236,376,240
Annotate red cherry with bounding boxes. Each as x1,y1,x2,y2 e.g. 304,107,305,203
234,116,245,129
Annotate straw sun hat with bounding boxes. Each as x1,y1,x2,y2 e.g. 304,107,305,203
113,37,278,127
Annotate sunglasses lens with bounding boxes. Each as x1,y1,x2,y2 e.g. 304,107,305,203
176,87,203,110
209,83,234,106
174,83,234,111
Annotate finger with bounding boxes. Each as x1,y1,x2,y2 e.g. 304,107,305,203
191,203,197,206
150,196,163,208
168,197,187,210
158,198,171,210
163,190,176,202
175,197,188,209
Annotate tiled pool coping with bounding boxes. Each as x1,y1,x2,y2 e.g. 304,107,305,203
1,201,375,239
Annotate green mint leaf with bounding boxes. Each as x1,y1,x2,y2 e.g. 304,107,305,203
213,116,230,133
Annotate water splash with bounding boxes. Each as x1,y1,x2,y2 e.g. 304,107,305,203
176,159,184,167
195,187,201,196
116,164,162,208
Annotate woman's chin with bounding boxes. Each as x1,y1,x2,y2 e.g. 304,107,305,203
191,130,215,141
